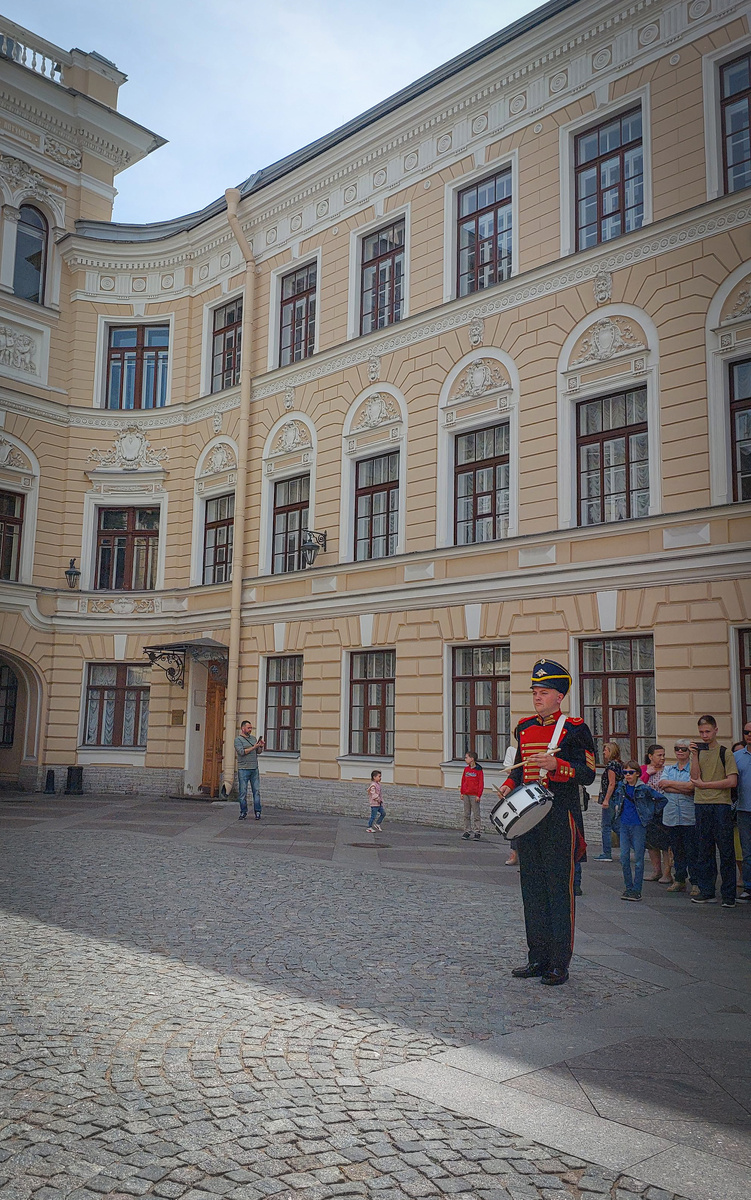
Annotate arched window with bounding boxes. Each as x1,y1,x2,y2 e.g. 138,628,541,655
13,205,48,304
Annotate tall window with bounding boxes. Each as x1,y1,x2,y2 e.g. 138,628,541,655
578,388,648,526
203,493,234,584
355,452,399,561
455,423,510,545
361,220,404,335
350,650,395,757
0,491,23,581
272,475,309,573
580,636,655,764
457,169,512,297
95,508,159,591
0,664,17,747
265,655,303,753
211,299,242,392
730,358,751,502
106,325,169,410
453,644,510,762
740,629,751,730
83,664,150,748
13,205,47,304
721,52,751,194
575,108,643,250
280,263,317,366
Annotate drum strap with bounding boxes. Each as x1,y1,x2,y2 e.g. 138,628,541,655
547,713,568,755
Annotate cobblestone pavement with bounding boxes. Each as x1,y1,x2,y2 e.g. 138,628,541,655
0,800,690,1200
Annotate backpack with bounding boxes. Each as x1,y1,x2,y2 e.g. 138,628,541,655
719,746,738,812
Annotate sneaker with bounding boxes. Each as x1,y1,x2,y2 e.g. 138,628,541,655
722,899,736,908
666,881,686,892
621,889,633,900
624,891,642,902
461,831,471,840
255,812,261,820
691,894,716,904
474,833,481,840
738,891,751,902
366,827,375,833
594,854,612,861
239,814,247,820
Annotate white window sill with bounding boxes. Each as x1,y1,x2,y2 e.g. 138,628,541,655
258,753,300,778
77,748,146,767
337,755,394,784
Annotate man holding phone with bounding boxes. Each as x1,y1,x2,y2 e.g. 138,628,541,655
234,719,265,820
689,715,738,907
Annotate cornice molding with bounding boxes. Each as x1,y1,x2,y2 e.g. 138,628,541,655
0,386,240,430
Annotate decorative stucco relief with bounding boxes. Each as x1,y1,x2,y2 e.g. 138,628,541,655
199,442,236,476
271,420,312,457
468,317,484,348
44,137,82,170
0,323,37,374
571,317,646,366
0,154,60,204
88,426,169,471
593,271,612,306
87,597,160,615
0,437,28,470
728,277,751,320
450,359,510,401
351,393,400,432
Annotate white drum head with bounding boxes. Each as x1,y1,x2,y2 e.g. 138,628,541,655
490,781,553,839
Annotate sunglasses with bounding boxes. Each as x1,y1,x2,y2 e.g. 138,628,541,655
673,745,689,751
624,769,639,775
744,730,751,735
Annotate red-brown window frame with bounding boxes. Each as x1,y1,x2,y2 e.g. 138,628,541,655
454,423,510,546
0,490,24,582
272,474,310,574
203,493,234,584
360,220,405,335
730,356,751,502
452,644,511,763
349,650,395,758
456,168,512,298
0,663,17,747
105,324,170,410
574,107,643,251
83,663,150,748
721,51,751,195
577,388,649,527
579,636,655,765
264,655,303,753
14,204,48,305
740,629,751,731
354,451,399,561
279,263,317,367
211,299,242,393
95,507,160,591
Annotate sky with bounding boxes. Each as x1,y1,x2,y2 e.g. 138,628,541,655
13,0,540,225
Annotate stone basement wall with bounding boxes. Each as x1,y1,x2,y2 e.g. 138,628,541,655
34,765,184,797
252,776,470,830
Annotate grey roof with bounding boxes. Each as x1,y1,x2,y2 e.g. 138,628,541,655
75,0,580,244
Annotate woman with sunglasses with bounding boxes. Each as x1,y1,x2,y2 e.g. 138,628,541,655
611,761,667,900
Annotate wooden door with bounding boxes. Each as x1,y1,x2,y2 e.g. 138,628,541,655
201,675,226,797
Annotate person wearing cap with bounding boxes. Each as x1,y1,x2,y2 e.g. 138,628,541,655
657,740,697,894
495,658,596,986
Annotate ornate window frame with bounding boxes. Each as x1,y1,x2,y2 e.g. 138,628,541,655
706,260,751,507
346,204,410,342
93,313,175,409
0,433,40,585
266,249,322,373
441,150,519,303
558,86,652,259
0,157,65,309
199,288,244,397
557,304,661,529
702,35,751,202
191,436,239,585
258,413,317,576
436,348,519,548
339,384,407,564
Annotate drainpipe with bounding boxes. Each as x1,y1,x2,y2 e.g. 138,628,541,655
222,187,256,793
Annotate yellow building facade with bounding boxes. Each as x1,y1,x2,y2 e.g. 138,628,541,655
1,0,750,822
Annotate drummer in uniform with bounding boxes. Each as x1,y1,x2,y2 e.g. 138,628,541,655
496,658,596,986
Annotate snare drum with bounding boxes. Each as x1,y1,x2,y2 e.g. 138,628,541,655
489,781,553,839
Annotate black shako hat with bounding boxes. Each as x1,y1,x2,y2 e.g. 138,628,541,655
530,658,571,696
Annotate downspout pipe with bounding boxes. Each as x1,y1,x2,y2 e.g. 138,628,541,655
222,187,256,793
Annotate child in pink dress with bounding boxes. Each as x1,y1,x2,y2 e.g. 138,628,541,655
366,770,385,832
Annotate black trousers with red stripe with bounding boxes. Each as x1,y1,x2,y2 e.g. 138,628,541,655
517,803,577,972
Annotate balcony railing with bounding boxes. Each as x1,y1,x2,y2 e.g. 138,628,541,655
0,17,70,83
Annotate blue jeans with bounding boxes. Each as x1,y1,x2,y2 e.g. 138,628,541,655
368,804,385,828
694,803,735,903
600,802,613,857
237,767,261,816
738,810,751,892
620,821,646,894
